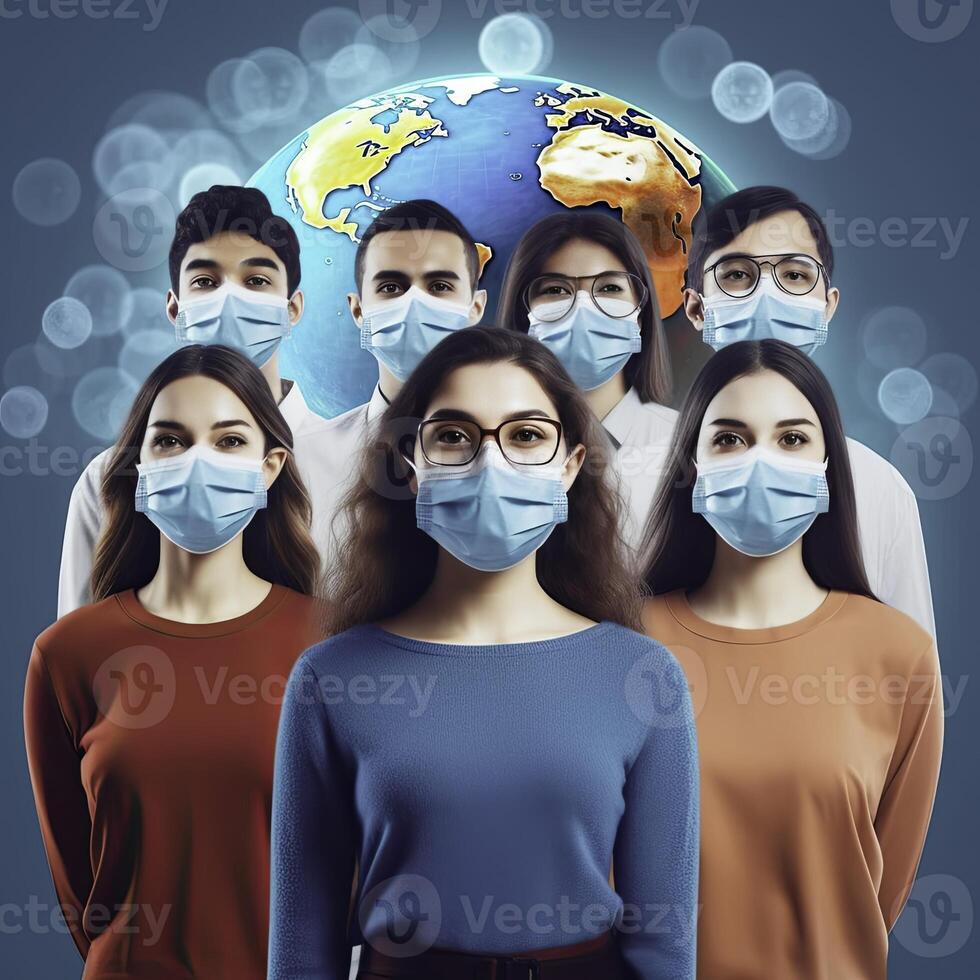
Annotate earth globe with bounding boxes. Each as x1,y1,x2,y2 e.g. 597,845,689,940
248,73,736,419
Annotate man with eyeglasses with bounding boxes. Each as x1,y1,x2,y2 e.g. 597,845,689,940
682,185,935,636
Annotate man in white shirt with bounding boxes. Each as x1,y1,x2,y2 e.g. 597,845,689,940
681,185,935,635
58,194,487,616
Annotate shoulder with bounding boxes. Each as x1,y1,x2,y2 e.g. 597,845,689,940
291,623,378,677
599,620,685,673
632,399,679,440
835,592,936,669
70,447,112,500
33,593,127,667
640,592,680,633
845,437,918,504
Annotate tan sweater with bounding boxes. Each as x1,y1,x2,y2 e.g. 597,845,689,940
642,589,943,980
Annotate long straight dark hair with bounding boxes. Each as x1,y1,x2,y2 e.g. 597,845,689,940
326,325,643,635
496,212,672,405
91,345,320,600
639,339,875,598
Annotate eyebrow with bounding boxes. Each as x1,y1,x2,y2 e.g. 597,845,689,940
148,419,254,430
239,256,280,272
183,257,281,275
427,408,554,423
372,269,461,282
707,417,815,428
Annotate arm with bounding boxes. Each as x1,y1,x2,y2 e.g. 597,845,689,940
23,642,94,960
614,647,700,979
876,642,944,930
269,656,357,980
57,452,108,617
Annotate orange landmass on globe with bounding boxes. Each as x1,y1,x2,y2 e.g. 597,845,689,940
535,84,703,317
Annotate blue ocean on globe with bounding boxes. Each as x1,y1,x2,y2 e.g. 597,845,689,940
249,73,735,419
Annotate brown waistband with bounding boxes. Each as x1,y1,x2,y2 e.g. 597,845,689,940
357,930,626,980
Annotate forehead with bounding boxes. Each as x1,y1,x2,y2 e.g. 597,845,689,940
147,375,255,427
703,209,822,268
702,369,817,428
180,230,283,275
541,237,627,276
426,362,559,423
362,228,469,275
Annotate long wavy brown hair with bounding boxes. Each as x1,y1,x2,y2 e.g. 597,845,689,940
325,325,643,636
91,344,320,600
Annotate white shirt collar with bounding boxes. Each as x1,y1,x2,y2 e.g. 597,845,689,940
602,387,644,449
277,378,311,431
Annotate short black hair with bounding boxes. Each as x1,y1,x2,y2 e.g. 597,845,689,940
354,199,480,291
686,186,834,293
169,185,301,297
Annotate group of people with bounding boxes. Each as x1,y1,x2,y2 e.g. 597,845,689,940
24,182,943,980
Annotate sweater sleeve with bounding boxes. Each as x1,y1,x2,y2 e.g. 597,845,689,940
614,645,700,979
57,451,108,618
875,642,944,930
269,655,357,980
23,642,94,960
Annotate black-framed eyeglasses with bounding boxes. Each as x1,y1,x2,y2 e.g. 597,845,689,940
523,271,647,322
418,417,563,466
703,253,829,298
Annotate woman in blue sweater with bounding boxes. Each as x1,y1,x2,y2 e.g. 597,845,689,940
268,326,699,980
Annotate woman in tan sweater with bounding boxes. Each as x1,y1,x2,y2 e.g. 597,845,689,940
639,339,943,980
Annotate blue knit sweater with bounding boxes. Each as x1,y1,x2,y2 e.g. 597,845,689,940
268,620,699,979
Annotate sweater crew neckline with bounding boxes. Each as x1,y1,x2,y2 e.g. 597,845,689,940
115,584,289,638
362,620,615,656
664,589,849,644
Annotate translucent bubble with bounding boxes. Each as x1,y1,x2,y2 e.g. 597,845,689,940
4,343,58,393
170,129,245,180
356,14,422,78
103,158,174,196
34,332,109,381
178,162,242,206
861,306,928,370
93,125,173,197
124,287,173,337
207,59,265,134
107,91,212,141
919,352,978,414
478,13,549,75
92,187,176,275
12,158,81,226
0,386,48,438
298,7,363,68
119,329,180,385
324,44,394,105
779,98,851,160
64,265,134,336
233,48,310,128
711,62,774,123
42,297,93,349
772,69,819,89
856,358,886,414
657,26,733,100
879,368,933,425
72,367,139,441
770,81,831,140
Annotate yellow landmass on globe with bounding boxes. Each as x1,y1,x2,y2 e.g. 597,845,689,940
285,98,449,241
535,85,703,317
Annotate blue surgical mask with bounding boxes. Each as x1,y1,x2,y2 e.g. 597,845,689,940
528,292,642,391
413,443,569,572
360,286,472,381
701,279,828,354
135,445,268,554
175,282,291,367
693,446,829,557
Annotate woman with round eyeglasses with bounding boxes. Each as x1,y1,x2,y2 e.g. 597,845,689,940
498,212,677,555
638,340,942,980
268,326,699,980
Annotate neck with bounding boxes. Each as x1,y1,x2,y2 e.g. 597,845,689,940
583,370,629,422
689,538,828,629
377,365,403,403
260,354,285,403
137,536,271,623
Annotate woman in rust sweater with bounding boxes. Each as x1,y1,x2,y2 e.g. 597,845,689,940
639,339,943,980
23,345,321,980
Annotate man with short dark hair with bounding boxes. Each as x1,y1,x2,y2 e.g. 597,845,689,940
58,186,327,615
682,186,935,635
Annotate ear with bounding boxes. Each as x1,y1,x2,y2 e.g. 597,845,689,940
165,289,179,325
560,443,587,492
468,288,488,325
824,286,840,324
287,289,304,325
262,447,289,489
348,292,364,328
683,287,705,331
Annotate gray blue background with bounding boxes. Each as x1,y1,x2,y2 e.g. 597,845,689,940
1,0,977,975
